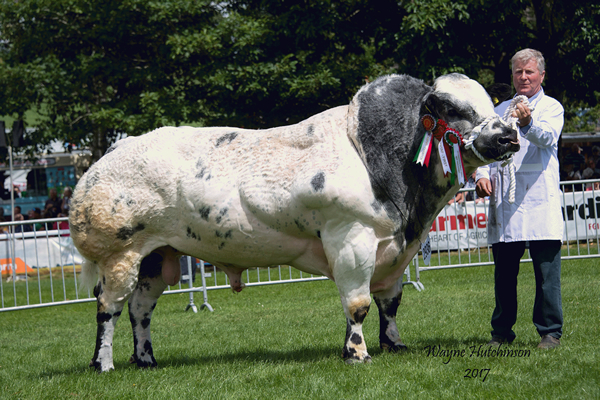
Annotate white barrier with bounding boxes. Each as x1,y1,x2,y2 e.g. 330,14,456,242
2,218,420,312
429,183,600,252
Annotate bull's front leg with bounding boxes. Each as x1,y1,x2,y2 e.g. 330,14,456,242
128,251,171,368
373,278,407,352
323,221,377,364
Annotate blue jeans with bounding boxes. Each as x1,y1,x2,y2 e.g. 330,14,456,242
491,240,563,341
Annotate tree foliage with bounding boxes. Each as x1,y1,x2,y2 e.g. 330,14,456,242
0,0,598,161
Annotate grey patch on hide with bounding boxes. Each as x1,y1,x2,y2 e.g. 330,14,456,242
311,172,325,192
198,206,211,221
215,132,238,147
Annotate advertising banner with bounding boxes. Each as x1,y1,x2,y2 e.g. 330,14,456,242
429,191,600,251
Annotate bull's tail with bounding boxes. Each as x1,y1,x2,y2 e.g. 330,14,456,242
79,258,100,292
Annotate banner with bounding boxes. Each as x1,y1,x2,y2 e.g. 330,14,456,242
429,191,600,251
0,235,84,270
0,258,35,275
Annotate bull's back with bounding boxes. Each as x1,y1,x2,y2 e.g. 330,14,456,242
70,106,352,262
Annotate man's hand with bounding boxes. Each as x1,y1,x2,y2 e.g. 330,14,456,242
476,178,493,198
512,102,532,127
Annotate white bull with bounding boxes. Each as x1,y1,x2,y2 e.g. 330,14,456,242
70,73,519,372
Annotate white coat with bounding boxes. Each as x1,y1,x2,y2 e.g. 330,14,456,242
476,88,564,243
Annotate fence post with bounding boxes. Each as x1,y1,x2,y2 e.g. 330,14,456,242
199,260,213,312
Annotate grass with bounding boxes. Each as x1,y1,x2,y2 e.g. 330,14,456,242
0,258,598,399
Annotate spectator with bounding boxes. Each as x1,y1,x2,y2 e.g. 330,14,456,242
45,188,62,218
53,212,70,236
591,146,600,174
61,187,73,215
582,159,595,190
30,207,45,231
564,144,585,175
13,213,30,233
0,176,11,200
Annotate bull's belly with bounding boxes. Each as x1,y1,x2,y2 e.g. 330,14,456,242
163,214,332,278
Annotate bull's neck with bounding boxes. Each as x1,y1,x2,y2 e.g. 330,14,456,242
359,135,463,246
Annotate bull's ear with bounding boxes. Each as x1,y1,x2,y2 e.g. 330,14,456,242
485,83,512,106
421,91,444,119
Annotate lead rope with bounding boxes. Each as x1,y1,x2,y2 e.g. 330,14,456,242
501,95,531,203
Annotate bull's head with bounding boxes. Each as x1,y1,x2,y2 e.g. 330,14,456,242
424,73,520,168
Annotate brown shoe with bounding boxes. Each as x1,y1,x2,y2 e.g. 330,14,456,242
487,336,511,346
538,335,560,349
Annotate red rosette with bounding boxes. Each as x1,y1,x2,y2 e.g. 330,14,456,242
444,128,463,146
433,120,447,140
421,114,436,132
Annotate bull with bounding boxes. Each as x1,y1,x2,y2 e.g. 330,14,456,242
70,73,519,372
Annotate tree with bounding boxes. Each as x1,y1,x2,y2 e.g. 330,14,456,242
1,0,597,164
0,0,399,161
0,0,226,160
392,0,600,124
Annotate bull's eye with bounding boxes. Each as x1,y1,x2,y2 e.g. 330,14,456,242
447,109,460,118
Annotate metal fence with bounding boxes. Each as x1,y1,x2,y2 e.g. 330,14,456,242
415,179,600,281
1,179,597,312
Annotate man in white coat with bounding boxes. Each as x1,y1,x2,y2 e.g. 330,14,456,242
476,48,564,349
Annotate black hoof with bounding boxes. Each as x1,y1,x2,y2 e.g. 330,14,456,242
381,342,408,352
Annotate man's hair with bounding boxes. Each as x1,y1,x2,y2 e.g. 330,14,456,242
511,48,545,73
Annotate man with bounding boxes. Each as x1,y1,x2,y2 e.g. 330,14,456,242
45,188,62,218
476,49,564,349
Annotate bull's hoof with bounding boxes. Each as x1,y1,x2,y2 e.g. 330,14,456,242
344,355,372,365
380,341,408,352
342,346,372,364
130,354,158,369
90,359,114,373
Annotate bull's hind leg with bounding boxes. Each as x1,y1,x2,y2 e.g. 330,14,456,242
373,278,407,352
91,252,142,372
127,250,172,368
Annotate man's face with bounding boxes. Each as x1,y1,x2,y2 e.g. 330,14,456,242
512,58,545,98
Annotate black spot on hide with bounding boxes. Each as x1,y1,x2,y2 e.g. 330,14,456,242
93,282,102,298
215,230,232,239
199,206,211,221
97,312,112,324
294,218,306,232
195,158,212,180
215,207,228,224
139,252,163,280
215,132,238,147
218,242,226,250
187,227,201,241
116,223,145,241
307,124,315,136
350,333,363,345
143,340,153,355
141,318,151,329
311,172,325,192
85,171,100,193
317,230,321,238
353,305,370,324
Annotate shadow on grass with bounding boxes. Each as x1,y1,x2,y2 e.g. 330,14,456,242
34,334,546,378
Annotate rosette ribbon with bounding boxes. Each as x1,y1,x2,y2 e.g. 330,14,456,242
444,128,466,185
413,115,436,167
433,120,452,177
414,114,454,177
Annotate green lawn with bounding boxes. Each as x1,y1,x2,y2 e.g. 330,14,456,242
0,258,598,399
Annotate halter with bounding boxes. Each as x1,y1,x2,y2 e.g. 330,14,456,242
464,95,531,203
